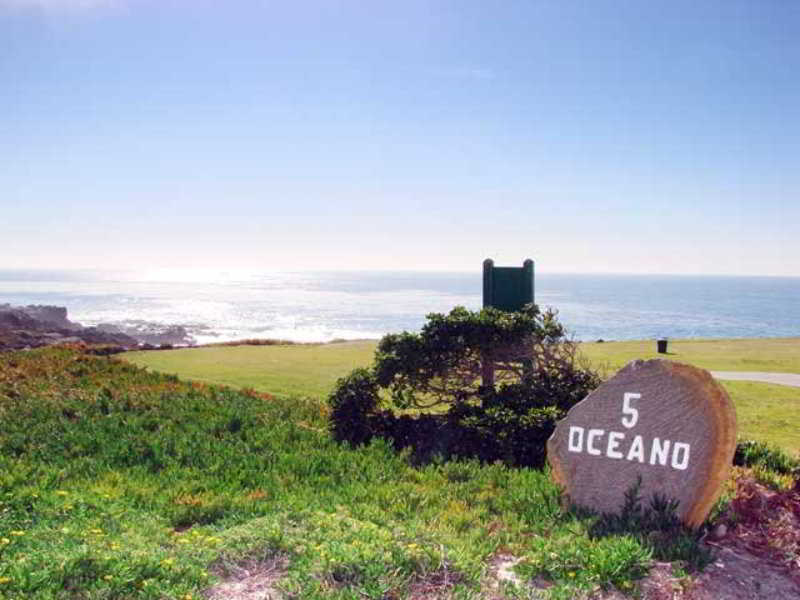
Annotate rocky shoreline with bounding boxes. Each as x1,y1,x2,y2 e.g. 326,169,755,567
0,304,195,353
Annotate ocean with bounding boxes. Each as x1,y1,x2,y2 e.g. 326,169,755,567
1,269,798,345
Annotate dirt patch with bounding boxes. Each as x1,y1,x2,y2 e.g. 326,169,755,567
683,545,799,599
635,561,688,600
678,475,800,599
204,554,288,600
405,565,464,600
717,476,800,575
483,553,526,599
591,552,799,600
588,562,685,600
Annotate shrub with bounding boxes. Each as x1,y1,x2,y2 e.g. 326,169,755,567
734,439,799,475
449,398,562,468
373,304,572,409
328,305,601,467
328,368,380,446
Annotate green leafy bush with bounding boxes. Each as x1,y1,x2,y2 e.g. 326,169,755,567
328,304,601,467
734,438,800,475
374,304,571,409
328,367,380,446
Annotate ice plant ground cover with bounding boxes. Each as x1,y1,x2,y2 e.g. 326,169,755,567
0,346,797,599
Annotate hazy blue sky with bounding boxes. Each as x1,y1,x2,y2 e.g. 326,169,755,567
2,1,798,275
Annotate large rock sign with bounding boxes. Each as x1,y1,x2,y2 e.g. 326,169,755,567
547,359,737,528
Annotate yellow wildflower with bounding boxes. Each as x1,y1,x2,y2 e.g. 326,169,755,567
0,538,9,545
0,577,10,584
103,575,112,581
10,531,24,537
56,490,68,496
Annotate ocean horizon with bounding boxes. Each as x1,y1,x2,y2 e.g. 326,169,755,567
1,269,799,345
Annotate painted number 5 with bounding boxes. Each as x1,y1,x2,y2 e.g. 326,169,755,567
622,393,640,429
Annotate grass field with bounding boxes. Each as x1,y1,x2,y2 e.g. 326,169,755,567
577,337,800,374
1,346,730,599
127,338,800,456
128,341,376,399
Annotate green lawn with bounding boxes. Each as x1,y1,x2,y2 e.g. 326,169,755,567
127,337,800,456
126,341,376,398
722,381,800,453
577,337,800,374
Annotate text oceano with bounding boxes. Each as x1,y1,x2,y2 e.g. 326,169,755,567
567,425,691,470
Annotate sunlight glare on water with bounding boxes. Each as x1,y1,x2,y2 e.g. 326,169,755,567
1,270,798,344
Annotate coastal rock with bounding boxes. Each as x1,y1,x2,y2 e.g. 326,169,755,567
0,304,197,351
0,308,41,331
20,305,79,330
94,321,194,346
0,304,138,351
0,304,80,331
77,327,140,347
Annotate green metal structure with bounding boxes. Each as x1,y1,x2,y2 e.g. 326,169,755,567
482,258,534,311
481,258,535,387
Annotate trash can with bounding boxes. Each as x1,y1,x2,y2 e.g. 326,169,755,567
657,339,668,354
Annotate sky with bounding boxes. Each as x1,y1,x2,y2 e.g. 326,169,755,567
1,0,798,275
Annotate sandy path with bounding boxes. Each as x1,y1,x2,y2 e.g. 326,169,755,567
711,371,800,388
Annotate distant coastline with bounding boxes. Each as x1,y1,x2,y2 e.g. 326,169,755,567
0,303,382,353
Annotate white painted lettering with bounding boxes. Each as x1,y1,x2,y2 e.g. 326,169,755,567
649,437,670,466
568,426,584,453
563,427,690,471
621,393,640,428
627,434,645,463
606,431,625,459
671,442,691,470
587,429,604,456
